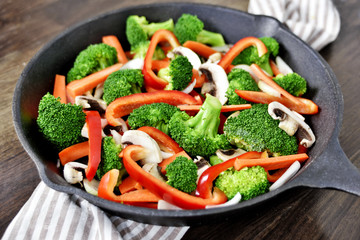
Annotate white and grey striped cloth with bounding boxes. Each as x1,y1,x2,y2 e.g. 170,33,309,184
2,182,189,240
248,0,341,51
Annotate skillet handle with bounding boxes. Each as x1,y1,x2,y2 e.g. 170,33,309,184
288,136,360,196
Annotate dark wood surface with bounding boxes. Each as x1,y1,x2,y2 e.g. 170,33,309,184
1,0,359,239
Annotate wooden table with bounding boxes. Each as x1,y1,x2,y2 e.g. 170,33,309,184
1,0,359,239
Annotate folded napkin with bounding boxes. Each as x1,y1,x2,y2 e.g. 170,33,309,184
2,182,189,240
248,0,341,51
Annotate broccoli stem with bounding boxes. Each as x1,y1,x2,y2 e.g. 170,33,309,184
196,29,225,47
143,19,174,36
259,61,273,76
186,94,222,138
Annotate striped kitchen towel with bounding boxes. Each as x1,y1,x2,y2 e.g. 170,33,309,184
2,181,189,240
248,0,341,51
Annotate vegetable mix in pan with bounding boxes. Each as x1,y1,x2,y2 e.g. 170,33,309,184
37,13,318,210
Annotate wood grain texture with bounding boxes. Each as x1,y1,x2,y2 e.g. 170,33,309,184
0,0,359,239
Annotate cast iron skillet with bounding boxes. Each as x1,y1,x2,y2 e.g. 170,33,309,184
12,3,360,226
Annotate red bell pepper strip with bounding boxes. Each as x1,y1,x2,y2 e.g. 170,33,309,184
98,169,161,203
85,111,102,181
196,151,262,199
142,29,180,90
58,141,89,165
250,63,304,106
137,126,183,154
235,90,319,115
122,145,228,209
234,153,309,171
217,36,268,70
183,40,220,59
105,90,199,126
269,59,281,76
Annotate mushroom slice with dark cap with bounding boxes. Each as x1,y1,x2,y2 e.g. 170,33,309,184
268,101,316,148
75,95,107,115
193,156,211,183
121,130,162,164
199,62,229,105
63,162,87,185
216,148,247,161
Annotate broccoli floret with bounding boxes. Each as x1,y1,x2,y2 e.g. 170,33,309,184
157,56,193,91
273,73,307,97
165,156,198,193
102,69,144,104
96,136,124,181
126,15,174,48
67,43,118,83
215,166,270,200
37,93,86,150
169,94,231,157
223,104,298,156
130,40,166,60
174,13,225,46
127,103,180,135
226,68,260,105
232,37,279,76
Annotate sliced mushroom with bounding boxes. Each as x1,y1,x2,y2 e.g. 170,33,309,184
121,130,162,164
75,95,107,115
63,162,87,185
199,62,229,105
216,148,247,161
193,156,211,183
167,46,202,70
268,101,316,148
142,163,166,182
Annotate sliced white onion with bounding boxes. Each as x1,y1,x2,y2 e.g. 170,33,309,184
257,81,281,97
233,64,260,83
211,44,232,53
205,192,242,209
158,200,182,210
269,161,301,191
182,78,196,94
275,56,293,75
110,129,122,145
161,151,174,159
120,58,144,70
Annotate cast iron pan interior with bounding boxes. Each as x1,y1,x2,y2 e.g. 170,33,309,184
12,3,360,226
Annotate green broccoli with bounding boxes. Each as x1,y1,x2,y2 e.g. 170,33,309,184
215,166,270,200
169,94,231,157
223,104,298,156
67,43,118,83
174,13,225,46
232,37,279,76
96,136,125,182
273,73,307,97
127,103,180,135
165,156,198,193
226,68,260,105
157,55,193,91
102,69,144,104
37,93,86,150
126,15,174,48
130,40,166,60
